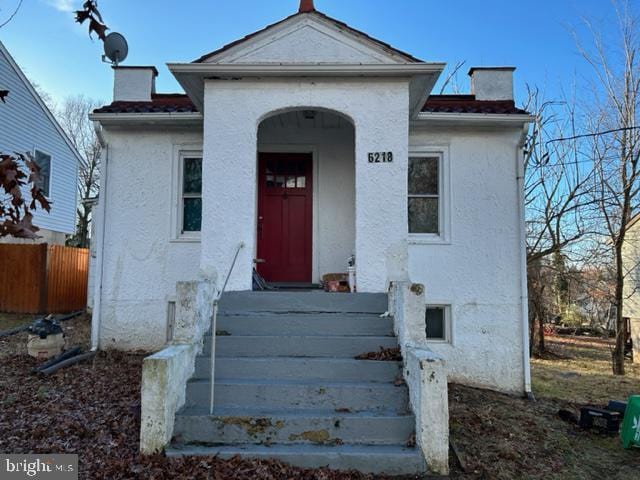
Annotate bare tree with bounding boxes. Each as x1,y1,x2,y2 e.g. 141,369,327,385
438,61,466,95
576,1,640,374
523,86,597,354
56,95,101,248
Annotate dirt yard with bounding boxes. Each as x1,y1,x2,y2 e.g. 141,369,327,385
0,315,639,479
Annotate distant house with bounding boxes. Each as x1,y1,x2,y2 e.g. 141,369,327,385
0,40,80,244
622,214,640,360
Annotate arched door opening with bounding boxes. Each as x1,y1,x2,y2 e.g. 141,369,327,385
256,109,355,287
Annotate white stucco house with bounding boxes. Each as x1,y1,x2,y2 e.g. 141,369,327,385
0,40,80,244
89,1,533,474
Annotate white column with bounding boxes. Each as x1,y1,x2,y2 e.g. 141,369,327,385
200,80,257,291
354,82,409,292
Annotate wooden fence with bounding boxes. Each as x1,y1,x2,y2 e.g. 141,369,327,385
0,244,89,314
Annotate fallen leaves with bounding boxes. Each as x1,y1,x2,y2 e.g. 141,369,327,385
0,349,399,479
354,346,402,362
0,152,52,239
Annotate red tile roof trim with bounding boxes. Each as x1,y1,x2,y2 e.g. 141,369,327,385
94,94,529,116
422,95,528,115
93,94,199,114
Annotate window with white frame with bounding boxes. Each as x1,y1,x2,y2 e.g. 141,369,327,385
180,156,202,233
34,150,51,197
408,154,441,235
425,305,451,342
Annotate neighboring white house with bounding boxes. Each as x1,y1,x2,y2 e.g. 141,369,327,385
0,40,80,244
622,214,640,361
89,2,533,473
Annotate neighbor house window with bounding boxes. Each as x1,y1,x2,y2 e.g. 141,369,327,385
181,156,202,233
34,150,51,197
409,155,440,234
426,305,451,342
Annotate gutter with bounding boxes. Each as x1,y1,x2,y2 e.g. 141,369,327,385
89,112,203,126
413,112,535,126
517,123,534,399
90,122,108,351
166,62,446,77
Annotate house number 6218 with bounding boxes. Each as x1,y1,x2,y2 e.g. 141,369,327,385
368,152,393,163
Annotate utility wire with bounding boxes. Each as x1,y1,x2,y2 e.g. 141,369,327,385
545,126,640,147
0,0,24,29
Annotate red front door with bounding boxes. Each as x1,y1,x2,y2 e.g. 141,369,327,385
257,153,313,283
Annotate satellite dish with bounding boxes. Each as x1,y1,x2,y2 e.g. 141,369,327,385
103,32,128,66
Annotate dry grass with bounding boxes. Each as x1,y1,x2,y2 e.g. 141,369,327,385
531,334,640,404
445,333,640,479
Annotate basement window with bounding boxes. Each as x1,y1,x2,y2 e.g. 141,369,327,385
426,306,451,342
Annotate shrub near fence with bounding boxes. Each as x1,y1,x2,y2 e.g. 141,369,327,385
0,243,89,314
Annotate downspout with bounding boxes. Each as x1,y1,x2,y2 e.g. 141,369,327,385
91,122,108,351
517,124,533,399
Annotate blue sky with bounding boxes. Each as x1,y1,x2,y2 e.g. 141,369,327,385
0,0,631,106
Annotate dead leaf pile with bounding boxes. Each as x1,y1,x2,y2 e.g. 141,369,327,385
355,346,402,361
0,351,404,479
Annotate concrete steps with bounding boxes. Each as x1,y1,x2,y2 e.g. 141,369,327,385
218,291,388,314
194,357,402,382
170,291,424,475
173,408,415,446
215,313,394,336
205,334,398,357
165,444,425,476
185,379,410,412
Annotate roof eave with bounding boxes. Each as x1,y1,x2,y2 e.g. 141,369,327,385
168,62,445,116
89,112,204,127
413,112,535,127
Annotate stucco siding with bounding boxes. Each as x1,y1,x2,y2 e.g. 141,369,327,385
97,128,203,350
0,43,78,235
408,126,525,393
202,78,409,293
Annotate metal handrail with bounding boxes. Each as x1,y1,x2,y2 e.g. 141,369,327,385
210,241,245,414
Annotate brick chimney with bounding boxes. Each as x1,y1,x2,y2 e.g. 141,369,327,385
113,66,158,102
299,0,315,13
468,67,515,101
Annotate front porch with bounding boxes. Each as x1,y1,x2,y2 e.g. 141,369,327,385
140,284,449,476
256,109,355,286
195,77,414,294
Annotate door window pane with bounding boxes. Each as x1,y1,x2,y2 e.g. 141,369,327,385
297,176,306,188
409,197,438,234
